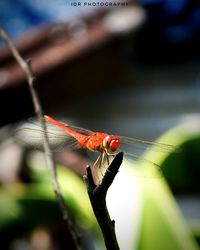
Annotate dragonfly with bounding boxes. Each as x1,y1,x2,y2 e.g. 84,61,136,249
15,115,177,182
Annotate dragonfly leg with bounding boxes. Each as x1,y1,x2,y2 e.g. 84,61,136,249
101,151,113,173
105,152,110,165
92,152,106,183
98,152,104,176
104,152,118,172
92,154,101,184
100,151,111,175
93,154,101,168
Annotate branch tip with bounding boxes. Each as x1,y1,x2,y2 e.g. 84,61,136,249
85,152,123,250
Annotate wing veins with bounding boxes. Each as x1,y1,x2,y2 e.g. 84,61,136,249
120,136,178,152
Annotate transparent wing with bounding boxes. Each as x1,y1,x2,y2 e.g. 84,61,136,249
124,152,162,178
98,152,162,179
117,136,178,178
28,117,93,136
120,136,178,153
14,119,80,151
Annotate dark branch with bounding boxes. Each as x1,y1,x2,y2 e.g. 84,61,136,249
0,26,81,250
84,152,123,250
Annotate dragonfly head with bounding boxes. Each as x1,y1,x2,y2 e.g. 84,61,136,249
102,135,120,153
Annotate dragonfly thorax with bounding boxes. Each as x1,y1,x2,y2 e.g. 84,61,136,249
102,135,121,153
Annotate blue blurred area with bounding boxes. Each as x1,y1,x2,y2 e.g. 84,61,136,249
139,0,200,43
0,0,93,39
139,0,187,15
2,0,200,44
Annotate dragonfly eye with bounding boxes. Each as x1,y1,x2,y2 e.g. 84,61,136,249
103,135,120,153
109,139,120,152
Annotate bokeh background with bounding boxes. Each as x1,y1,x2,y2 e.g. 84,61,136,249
0,0,200,249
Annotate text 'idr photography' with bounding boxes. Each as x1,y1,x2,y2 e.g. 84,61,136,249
70,1,129,7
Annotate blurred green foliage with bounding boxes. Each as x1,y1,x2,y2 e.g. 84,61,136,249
0,122,200,249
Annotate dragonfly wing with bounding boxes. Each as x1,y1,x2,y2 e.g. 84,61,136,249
95,151,162,178
124,152,162,178
14,122,80,152
65,124,93,136
120,136,178,153
118,136,177,178
28,117,93,136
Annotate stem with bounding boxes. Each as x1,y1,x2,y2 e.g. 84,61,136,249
0,26,81,250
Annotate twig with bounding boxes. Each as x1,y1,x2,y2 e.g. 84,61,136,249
84,152,123,250
0,26,81,250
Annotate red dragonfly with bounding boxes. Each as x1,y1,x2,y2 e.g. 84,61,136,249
16,115,176,180
44,115,121,169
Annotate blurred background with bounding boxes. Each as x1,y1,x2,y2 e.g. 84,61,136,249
0,0,200,249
